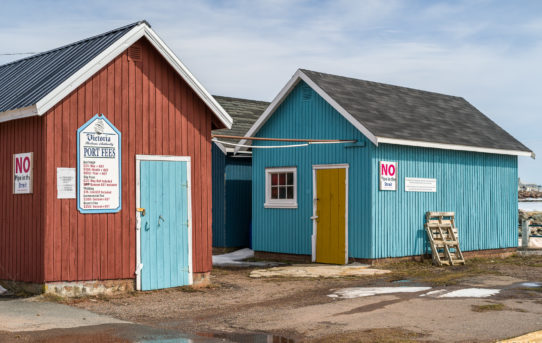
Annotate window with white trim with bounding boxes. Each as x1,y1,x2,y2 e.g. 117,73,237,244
265,167,297,208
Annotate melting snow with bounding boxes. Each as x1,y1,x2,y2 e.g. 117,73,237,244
438,288,500,298
0,285,7,295
328,287,431,299
420,289,448,297
521,282,541,287
212,248,279,267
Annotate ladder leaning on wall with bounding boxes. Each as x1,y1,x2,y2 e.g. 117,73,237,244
424,212,465,266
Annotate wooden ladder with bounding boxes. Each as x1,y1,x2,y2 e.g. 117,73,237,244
425,212,465,266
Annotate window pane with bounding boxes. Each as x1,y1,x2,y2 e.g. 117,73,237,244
279,186,286,199
271,173,278,186
286,186,294,199
279,173,286,185
271,186,278,199
286,172,293,185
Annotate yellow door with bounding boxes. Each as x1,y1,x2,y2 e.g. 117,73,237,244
315,168,346,264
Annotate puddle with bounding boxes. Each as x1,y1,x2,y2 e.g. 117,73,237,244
199,332,295,342
438,288,500,298
520,282,541,288
328,287,431,299
392,279,412,283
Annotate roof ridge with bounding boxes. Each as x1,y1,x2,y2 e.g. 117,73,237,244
213,95,270,104
0,20,148,69
299,68,464,100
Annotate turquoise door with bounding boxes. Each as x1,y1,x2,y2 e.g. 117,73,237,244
140,160,190,290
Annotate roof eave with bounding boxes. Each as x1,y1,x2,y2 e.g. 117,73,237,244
377,137,535,159
0,105,38,123
235,69,379,154
1,22,233,129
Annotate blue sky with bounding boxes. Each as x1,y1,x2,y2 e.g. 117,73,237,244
1,1,541,183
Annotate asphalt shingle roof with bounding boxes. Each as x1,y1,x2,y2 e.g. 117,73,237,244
301,69,531,153
213,95,269,144
0,21,145,113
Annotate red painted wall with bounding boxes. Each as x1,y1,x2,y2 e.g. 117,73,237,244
0,117,45,283
1,37,217,283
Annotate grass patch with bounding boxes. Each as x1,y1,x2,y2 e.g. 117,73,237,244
384,259,496,286
40,293,66,303
471,303,505,312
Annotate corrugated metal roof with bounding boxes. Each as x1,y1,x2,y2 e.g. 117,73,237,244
213,95,269,144
301,69,531,153
0,21,145,113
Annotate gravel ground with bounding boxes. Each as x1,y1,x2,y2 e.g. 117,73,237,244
63,255,542,342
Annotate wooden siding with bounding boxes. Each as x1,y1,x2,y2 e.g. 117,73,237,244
251,82,372,257
212,143,252,248
41,37,214,282
371,145,518,259
212,143,226,247
0,117,45,283
251,81,519,260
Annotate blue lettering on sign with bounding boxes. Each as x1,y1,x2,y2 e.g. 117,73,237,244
84,147,116,158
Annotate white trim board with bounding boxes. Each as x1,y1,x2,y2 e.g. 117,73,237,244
135,154,193,290
0,22,233,129
237,69,533,159
376,137,535,158
311,164,349,264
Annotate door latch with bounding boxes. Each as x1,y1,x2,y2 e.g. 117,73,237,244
136,208,146,216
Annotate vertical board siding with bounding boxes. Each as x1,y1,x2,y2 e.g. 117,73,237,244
212,144,253,248
0,117,45,283
224,158,252,247
212,143,227,247
41,37,214,282
252,81,372,258
371,145,518,259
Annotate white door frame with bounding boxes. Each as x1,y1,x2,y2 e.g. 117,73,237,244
135,155,193,290
311,164,349,264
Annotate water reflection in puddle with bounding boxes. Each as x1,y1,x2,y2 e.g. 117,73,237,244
198,332,295,343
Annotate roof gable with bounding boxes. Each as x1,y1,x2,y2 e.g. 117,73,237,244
0,21,232,129
240,69,532,158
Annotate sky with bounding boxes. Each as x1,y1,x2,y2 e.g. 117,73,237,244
1,0,541,183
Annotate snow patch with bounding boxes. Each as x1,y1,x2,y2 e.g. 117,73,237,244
520,282,541,287
0,285,7,295
420,289,448,297
438,288,500,298
212,248,279,267
328,287,431,299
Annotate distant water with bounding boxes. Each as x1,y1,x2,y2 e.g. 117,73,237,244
519,201,542,211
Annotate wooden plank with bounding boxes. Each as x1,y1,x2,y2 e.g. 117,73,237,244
121,49,130,278
128,49,136,277
113,54,123,279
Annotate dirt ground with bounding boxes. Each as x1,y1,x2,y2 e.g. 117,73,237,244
57,254,542,342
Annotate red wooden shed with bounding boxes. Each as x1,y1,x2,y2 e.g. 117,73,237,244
0,21,232,294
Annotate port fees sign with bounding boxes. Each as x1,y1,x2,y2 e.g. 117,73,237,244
379,161,397,191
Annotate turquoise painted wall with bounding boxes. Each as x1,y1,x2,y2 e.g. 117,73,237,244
371,145,518,258
252,81,372,257
251,80,519,260
212,143,253,248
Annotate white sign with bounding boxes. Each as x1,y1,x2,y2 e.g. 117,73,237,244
57,168,76,199
13,152,33,194
379,161,397,191
77,114,121,213
405,177,437,192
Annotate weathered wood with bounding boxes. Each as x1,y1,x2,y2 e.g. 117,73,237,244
425,212,465,266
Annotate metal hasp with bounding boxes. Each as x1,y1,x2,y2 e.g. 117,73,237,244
424,212,465,266
136,207,146,216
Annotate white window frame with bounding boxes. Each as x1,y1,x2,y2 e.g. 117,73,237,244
264,167,298,209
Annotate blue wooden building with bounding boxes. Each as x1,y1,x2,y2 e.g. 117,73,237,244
212,96,269,248
239,69,533,264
